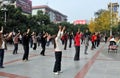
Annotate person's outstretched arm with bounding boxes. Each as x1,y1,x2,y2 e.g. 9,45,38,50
0,26,3,33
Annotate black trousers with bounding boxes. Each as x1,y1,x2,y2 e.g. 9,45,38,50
40,43,46,55
13,43,18,54
91,42,95,49
33,43,37,50
69,39,72,48
0,49,4,67
74,46,80,60
64,40,67,50
23,46,29,60
53,51,62,72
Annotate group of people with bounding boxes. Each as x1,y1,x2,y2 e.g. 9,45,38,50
0,25,109,76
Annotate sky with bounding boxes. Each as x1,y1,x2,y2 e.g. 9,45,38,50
31,0,120,23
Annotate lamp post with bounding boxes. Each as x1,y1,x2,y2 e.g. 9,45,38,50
1,7,7,27
110,2,113,36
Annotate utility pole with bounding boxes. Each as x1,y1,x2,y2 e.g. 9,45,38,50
1,7,7,27
110,1,113,36
0,0,10,27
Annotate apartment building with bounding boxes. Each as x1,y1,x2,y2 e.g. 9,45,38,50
32,5,67,23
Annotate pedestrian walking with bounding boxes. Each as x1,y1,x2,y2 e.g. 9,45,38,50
22,28,30,62
53,26,65,75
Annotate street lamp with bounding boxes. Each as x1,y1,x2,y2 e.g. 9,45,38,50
1,7,7,27
110,2,113,36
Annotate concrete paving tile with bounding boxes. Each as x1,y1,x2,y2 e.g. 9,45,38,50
1,42,120,78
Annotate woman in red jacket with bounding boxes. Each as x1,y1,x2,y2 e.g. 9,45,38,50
74,30,81,61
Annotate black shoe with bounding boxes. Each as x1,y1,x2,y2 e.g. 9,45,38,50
0,66,5,68
40,53,45,56
74,59,79,61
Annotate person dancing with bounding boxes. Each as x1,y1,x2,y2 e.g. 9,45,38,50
53,26,65,75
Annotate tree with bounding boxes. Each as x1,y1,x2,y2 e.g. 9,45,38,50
89,9,117,34
88,18,96,33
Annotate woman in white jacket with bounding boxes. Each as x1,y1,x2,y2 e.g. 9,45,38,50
53,26,65,75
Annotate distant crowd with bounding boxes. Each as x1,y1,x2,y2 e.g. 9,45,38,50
0,25,120,75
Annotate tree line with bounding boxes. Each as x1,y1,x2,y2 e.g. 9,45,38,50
89,9,120,36
1,5,119,36
0,5,89,35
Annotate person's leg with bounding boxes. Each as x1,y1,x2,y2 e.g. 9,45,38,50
34,43,37,50
53,52,59,72
84,46,88,54
77,46,80,59
33,43,35,50
40,44,45,55
57,52,62,71
69,39,72,48
15,44,18,54
74,46,80,60
0,49,4,67
64,40,67,50
25,46,29,60
22,46,27,60
13,44,16,54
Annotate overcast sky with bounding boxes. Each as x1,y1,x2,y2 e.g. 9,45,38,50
31,0,120,22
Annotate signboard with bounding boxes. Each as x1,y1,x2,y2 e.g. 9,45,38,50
73,20,86,25
16,0,32,14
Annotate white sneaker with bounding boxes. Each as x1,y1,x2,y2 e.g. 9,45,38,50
54,72,59,75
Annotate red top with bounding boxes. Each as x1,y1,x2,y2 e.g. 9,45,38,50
91,34,97,42
74,33,81,46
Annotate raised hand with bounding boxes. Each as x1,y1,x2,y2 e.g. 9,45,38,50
0,26,3,33
27,28,30,34
62,26,66,31
59,25,62,31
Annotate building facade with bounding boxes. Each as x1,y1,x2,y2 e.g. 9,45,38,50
32,5,67,23
108,2,119,25
15,0,32,14
0,0,32,14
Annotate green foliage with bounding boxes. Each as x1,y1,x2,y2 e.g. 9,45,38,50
89,9,118,35
0,5,89,35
